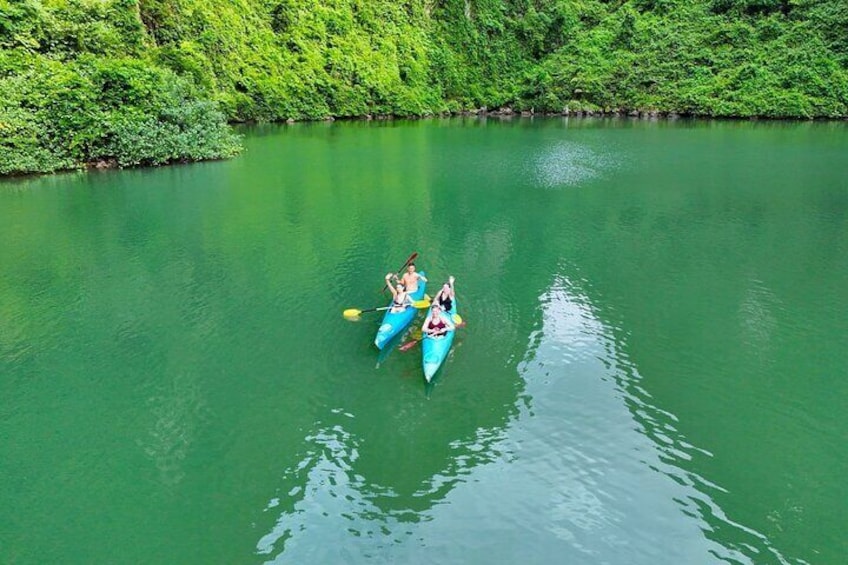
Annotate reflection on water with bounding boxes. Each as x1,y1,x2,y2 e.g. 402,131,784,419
512,277,796,563
137,371,207,486
256,409,513,562
255,423,387,560
255,274,800,563
738,278,780,359
534,140,620,189
3,118,844,564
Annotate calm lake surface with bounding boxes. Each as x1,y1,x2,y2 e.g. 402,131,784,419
1,118,846,564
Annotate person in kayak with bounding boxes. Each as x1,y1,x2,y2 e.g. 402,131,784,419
385,274,413,313
432,275,456,312
422,304,455,338
393,263,427,294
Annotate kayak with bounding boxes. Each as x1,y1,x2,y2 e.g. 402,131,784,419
422,298,458,382
374,272,427,350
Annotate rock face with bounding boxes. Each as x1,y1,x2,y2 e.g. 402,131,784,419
280,106,694,125
90,159,118,170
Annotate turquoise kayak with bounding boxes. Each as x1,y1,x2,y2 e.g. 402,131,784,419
374,272,427,350
422,298,458,382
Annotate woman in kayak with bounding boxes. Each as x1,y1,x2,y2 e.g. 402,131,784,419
432,275,456,312
385,273,412,313
422,304,455,338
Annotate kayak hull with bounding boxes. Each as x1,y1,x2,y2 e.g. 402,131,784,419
374,273,427,350
422,298,458,382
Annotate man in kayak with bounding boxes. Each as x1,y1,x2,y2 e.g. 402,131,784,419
385,274,413,313
422,304,455,338
432,275,456,312
393,263,427,294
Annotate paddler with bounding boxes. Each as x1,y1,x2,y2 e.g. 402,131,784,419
391,263,427,294
385,275,413,313
422,304,455,338
432,275,455,311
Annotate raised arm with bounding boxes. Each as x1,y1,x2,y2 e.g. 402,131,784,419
432,286,443,303
385,274,398,298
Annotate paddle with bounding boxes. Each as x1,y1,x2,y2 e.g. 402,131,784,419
400,314,464,351
343,298,430,318
382,251,418,293
399,336,422,351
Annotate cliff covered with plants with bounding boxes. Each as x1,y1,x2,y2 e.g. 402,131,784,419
2,0,847,175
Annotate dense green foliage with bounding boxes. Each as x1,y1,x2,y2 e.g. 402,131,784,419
1,0,847,175
0,0,240,175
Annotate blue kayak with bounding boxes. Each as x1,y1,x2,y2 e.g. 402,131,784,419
422,298,458,382
374,272,427,350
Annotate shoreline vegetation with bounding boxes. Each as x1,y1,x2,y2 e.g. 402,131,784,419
40,109,848,179
2,0,847,177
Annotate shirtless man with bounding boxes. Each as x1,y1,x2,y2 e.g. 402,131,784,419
393,263,427,294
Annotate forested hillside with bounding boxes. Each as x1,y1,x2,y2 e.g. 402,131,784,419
2,0,847,175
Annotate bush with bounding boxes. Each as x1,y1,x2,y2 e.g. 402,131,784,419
0,52,239,175
2,0,848,176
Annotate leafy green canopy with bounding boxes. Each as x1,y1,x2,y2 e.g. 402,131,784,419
0,0,240,175
1,0,847,175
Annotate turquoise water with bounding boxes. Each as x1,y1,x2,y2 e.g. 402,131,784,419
1,118,846,563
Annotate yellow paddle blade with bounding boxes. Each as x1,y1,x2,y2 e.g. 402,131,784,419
412,299,431,309
453,314,463,325
343,308,362,318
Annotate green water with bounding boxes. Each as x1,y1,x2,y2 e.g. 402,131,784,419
1,118,846,564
